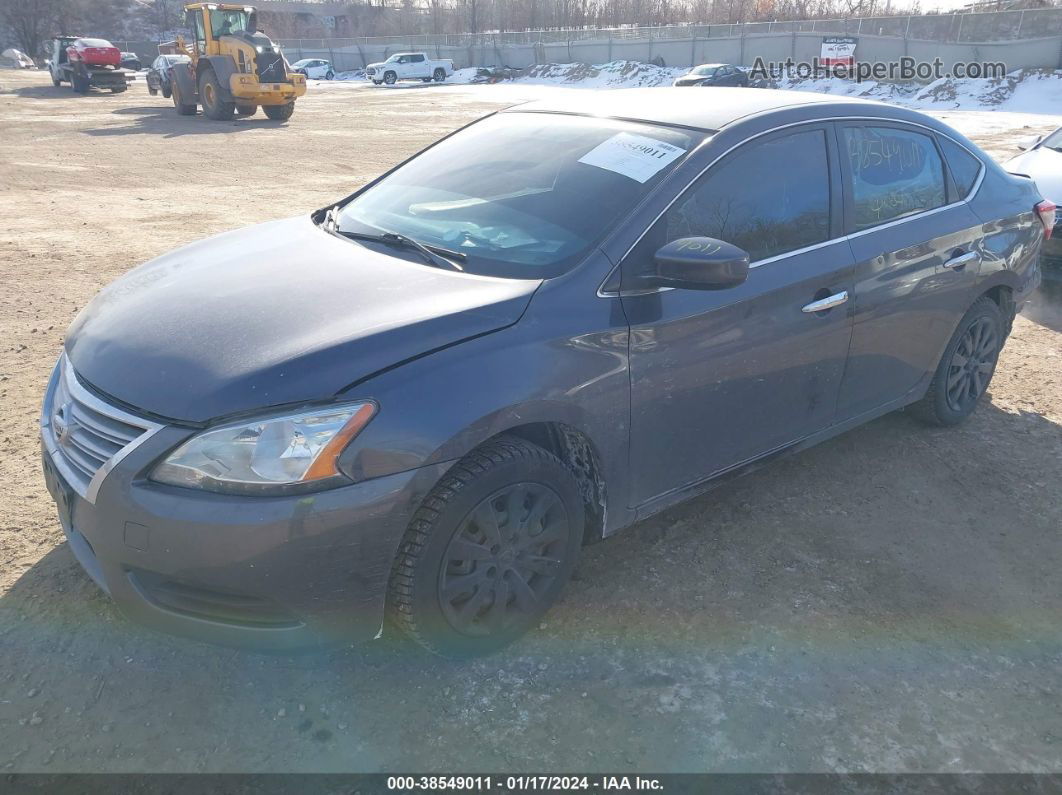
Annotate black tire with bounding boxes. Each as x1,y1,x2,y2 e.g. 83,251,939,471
910,296,1004,427
383,70,396,85
148,86,158,96
171,81,196,115
51,73,62,87
110,85,126,93
235,103,257,117
198,68,234,121
372,80,382,85
262,102,294,121
389,436,584,657
162,85,172,99
433,67,446,82
325,70,334,80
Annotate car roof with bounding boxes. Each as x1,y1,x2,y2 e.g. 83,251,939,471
505,87,885,133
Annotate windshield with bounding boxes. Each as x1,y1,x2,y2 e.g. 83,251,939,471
1041,128,1062,152
210,8,250,36
336,113,702,279
292,59,311,67
692,65,719,76
79,39,112,47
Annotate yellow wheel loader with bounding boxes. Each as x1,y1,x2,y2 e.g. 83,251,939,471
171,3,306,121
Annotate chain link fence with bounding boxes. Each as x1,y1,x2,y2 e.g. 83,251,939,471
277,6,1062,52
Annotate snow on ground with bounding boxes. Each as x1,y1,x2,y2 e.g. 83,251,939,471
308,60,1062,143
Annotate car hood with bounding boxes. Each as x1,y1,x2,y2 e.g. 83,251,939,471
367,62,387,69
1005,147,1062,202
66,216,540,424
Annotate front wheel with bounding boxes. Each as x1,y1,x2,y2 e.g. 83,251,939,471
51,73,61,87
433,67,446,82
910,296,1004,426
235,103,257,117
148,86,158,96
198,68,234,121
171,81,197,115
388,437,584,657
325,70,334,80
383,70,396,85
262,102,294,121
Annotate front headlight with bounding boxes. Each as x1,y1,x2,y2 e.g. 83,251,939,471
151,402,376,494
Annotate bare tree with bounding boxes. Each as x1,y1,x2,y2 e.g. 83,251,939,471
1,0,62,58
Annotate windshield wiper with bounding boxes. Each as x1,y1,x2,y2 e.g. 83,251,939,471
337,230,465,272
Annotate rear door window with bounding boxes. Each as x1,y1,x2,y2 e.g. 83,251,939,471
841,125,947,231
664,128,832,262
938,136,983,199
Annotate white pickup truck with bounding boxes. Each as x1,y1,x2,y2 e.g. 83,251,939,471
366,52,454,85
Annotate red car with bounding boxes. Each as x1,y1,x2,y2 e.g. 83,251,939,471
65,38,120,68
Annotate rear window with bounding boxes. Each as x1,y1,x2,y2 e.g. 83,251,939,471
938,136,983,199
842,126,947,231
78,39,112,47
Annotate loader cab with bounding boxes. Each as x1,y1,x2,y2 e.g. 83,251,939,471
184,4,254,56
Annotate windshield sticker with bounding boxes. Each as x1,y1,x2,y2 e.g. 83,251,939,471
578,133,687,183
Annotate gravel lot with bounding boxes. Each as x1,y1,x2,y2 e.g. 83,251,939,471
1,69,1061,774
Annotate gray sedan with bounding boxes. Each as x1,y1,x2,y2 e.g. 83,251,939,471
42,88,1048,656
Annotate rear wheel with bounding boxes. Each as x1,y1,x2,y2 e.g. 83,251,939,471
198,69,234,121
388,437,584,657
262,102,294,121
235,103,257,117
910,296,1004,426
433,67,446,82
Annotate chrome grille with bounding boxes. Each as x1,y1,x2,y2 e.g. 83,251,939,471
41,355,161,503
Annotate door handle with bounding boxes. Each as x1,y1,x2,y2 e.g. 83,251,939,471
802,290,849,314
943,251,980,269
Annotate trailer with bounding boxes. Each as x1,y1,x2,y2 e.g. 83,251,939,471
48,37,133,94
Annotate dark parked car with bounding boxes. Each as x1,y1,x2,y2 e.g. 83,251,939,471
42,88,1049,656
146,53,189,98
119,51,141,71
673,63,748,87
1006,125,1062,280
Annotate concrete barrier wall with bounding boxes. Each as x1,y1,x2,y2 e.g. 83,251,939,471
284,31,1062,76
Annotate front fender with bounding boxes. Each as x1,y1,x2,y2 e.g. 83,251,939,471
334,266,633,533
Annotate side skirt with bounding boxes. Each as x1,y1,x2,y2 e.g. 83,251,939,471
626,380,930,528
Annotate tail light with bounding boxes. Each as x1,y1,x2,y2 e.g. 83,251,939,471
1036,200,1057,240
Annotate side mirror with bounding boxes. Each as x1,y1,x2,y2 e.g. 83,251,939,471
1017,134,1041,151
645,237,750,291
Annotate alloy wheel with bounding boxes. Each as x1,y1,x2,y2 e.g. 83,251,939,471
438,483,569,637
946,316,997,412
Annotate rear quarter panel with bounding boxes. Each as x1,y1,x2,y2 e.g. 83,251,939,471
966,164,1044,304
